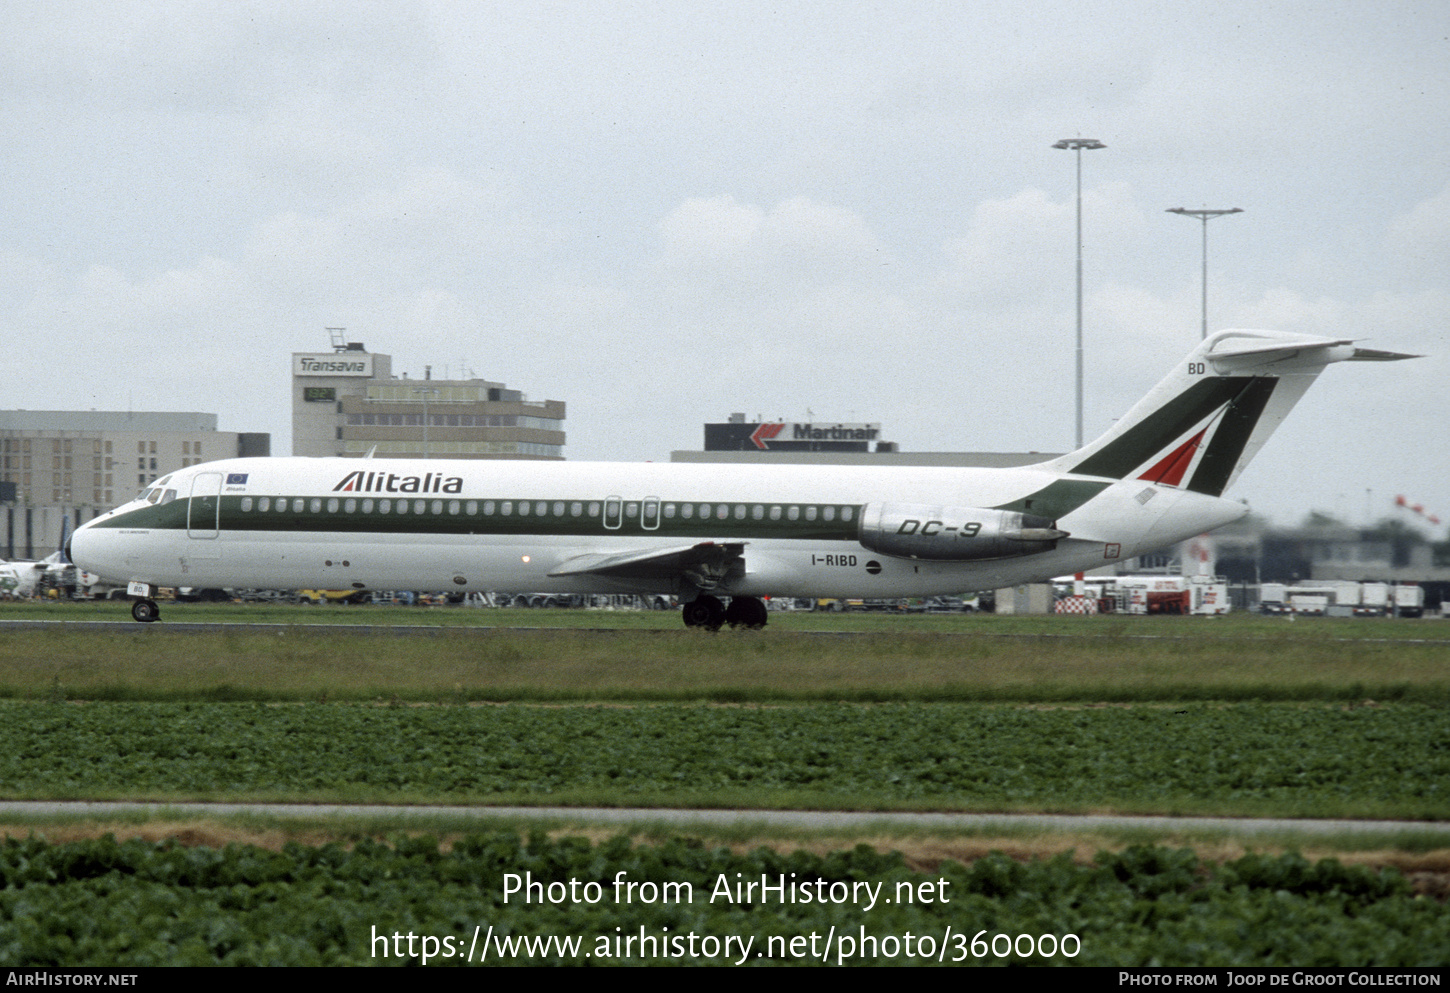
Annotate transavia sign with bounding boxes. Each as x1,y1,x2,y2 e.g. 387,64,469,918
294,353,374,377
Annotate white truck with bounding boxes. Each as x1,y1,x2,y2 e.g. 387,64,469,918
1260,581,1424,617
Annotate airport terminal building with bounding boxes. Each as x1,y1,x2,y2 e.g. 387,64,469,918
0,410,268,559
292,344,566,461
674,413,1054,468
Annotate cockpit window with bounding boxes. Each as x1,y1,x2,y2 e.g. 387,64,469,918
144,487,178,505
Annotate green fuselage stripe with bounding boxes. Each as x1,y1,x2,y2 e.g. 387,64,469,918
992,479,1110,520
95,496,865,542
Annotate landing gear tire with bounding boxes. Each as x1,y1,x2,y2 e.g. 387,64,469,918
681,594,725,631
725,595,769,629
131,598,160,623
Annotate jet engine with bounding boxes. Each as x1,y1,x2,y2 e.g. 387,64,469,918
857,502,1068,561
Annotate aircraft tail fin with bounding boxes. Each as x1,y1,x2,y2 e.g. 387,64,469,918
1038,329,1418,496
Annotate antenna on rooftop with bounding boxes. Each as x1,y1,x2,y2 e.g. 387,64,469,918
327,327,349,352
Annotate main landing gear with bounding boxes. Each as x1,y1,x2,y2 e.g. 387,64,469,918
680,595,768,630
131,598,160,623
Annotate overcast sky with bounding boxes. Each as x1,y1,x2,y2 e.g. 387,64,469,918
3,1,1446,531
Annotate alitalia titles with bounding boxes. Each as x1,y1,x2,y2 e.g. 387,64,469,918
333,470,463,495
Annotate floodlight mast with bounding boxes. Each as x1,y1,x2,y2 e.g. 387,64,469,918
1167,207,1243,340
412,387,441,458
1053,138,1106,449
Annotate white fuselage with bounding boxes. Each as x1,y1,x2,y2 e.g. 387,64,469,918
70,456,1246,598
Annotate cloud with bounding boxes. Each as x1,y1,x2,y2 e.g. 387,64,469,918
656,196,763,263
1229,288,1350,335
1,2,1444,527
243,167,559,301
1385,183,1450,281
1360,288,1450,339
20,256,247,332
940,188,1065,301
656,195,889,285
940,182,1148,308
0,1,432,111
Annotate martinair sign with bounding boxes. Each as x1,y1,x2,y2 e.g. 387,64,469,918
294,353,374,377
785,423,879,442
704,421,882,452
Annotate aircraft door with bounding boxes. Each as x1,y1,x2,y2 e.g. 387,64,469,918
187,472,222,539
603,496,623,530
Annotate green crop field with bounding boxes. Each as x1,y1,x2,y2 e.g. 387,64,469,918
1,603,1446,966
0,606,1446,818
0,700,1446,820
2,832,1445,966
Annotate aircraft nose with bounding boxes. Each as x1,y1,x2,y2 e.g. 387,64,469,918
67,519,99,574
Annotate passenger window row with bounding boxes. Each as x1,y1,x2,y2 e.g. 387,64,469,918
234,496,855,524
661,503,852,523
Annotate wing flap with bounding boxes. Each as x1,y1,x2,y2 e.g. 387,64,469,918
549,541,746,591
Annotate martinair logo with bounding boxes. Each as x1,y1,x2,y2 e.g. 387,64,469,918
333,470,464,494
749,423,785,449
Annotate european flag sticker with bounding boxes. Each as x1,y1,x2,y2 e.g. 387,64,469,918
226,473,249,484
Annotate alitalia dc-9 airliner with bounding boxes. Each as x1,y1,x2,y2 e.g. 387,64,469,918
70,329,1412,627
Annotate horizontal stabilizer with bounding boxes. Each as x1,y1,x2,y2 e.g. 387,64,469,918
1205,333,1418,371
1349,346,1420,362
1210,336,1353,358
1203,332,1357,372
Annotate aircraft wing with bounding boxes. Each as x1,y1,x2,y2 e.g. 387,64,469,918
548,540,746,593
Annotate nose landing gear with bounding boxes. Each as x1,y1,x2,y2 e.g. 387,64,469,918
131,598,160,623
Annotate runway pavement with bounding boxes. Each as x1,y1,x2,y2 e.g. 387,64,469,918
2,801,1446,837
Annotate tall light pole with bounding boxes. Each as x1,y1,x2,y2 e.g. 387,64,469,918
1167,207,1242,339
412,387,440,459
1054,138,1105,448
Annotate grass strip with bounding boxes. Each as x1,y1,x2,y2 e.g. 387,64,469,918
2,623,1448,703
0,700,1445,820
